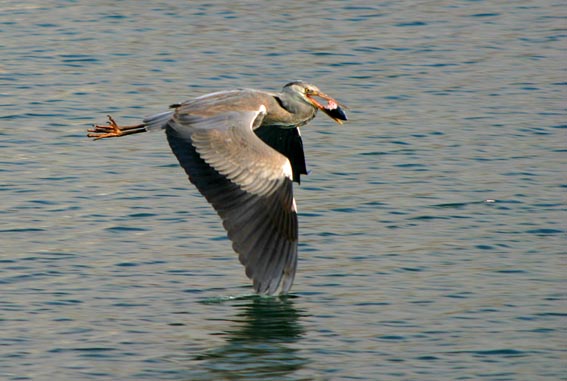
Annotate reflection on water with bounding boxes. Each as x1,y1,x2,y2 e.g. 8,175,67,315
193,296,307,380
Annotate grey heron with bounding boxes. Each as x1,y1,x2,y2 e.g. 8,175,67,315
88,81,347,295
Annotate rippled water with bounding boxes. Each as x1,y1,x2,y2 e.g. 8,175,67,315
1,1,564,380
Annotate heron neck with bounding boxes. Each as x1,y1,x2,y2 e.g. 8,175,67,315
276,96,317,127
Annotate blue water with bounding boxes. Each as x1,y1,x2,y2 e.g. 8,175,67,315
1,1,564,380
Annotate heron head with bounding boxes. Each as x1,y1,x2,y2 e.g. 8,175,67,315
283,81,348,124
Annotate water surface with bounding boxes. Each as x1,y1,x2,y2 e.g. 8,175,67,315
1,1,564,380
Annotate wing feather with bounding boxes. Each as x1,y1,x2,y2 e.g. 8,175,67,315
165,100,298,295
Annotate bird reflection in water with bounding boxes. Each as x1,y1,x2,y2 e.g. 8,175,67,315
193,296,308,380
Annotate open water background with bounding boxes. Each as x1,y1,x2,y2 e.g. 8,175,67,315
1,1,565,380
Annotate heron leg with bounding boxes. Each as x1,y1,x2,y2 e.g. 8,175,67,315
87,115,147,140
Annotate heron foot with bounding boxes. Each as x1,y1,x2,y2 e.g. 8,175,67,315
87,115,146,140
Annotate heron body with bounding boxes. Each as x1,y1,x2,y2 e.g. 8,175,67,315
88,81,347,295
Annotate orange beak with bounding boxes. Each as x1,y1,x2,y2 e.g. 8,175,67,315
306,91,348,124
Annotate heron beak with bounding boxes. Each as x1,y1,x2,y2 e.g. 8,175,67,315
307,91,348,124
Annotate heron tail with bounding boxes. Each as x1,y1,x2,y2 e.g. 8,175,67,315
143,110,174,132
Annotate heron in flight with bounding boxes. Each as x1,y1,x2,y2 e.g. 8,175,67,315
88,81,347,295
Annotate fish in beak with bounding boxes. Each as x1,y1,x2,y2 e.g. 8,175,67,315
306,91,348,124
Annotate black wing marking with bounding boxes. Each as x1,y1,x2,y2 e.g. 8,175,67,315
254,124,308,184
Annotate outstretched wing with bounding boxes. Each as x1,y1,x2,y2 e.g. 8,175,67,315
166,104,298,295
